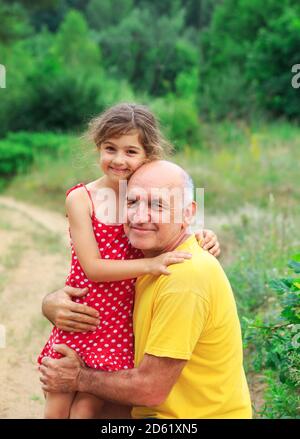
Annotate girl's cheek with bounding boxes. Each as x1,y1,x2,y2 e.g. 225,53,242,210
135,156,147,168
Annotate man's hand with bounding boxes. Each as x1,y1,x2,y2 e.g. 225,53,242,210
195,229,221,258
42,286,100,332
39,344,84,393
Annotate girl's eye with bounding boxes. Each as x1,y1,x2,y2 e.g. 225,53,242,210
127,150,137,155
105,146,115,152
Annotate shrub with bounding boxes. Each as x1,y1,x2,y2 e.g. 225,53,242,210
244,254,300,418
151,95,202,150
0,132,76,183
0,141,34,179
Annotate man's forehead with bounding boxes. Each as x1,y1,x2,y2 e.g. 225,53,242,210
127,185,185,205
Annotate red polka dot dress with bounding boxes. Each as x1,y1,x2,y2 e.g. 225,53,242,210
37,183,143,371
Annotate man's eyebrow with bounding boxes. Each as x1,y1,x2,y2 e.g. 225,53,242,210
151,196,169,206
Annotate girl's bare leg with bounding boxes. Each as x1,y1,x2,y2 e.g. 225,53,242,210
69,392,105,419
98,402,132,419
44,391,76,419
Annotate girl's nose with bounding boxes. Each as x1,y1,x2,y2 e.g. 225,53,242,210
113,154,126,166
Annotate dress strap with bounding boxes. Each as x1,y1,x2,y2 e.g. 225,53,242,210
66,183,95,216
81,184,96,216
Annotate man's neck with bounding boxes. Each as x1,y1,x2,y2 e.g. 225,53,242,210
143,231,192,258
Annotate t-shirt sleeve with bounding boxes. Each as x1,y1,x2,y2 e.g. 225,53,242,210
144,290,209,360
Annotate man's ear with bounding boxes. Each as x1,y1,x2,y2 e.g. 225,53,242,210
183,201,197,226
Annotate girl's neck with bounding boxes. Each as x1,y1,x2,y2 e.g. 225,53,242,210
88,176,126,224
90,175,121,194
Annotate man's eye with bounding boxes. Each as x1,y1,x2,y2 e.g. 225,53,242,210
127,200,137,206
152,201,163,210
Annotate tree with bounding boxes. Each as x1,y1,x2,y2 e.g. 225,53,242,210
54,9,101,69
97,7,199,96
86,0,134,30
0,2,32,43
200,0,300,119
247,8,300,118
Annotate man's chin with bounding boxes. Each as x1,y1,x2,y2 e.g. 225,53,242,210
128,232,155,250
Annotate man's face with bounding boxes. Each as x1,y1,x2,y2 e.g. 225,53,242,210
124,178,191,254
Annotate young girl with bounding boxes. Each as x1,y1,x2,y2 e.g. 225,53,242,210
38,102,219,419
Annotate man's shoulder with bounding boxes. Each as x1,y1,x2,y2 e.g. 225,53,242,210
171,245,221,277
155,247,223,298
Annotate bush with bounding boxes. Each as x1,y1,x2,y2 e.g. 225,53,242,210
244,254,300,418
0,10,136,134
0,131,76,183
200,0,300,119
246,8,300,119
0,141,34,179
151,95,202,150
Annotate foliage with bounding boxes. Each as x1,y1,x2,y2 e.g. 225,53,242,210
247,8,300,118
0,1,32,43
0,131,74,183
96,7,198,96
200,0,300,119
0,9,135,135
1,0,300,131
244,255,300,418
151,95,202,150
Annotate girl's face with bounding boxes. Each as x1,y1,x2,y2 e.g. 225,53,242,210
99,131,147,182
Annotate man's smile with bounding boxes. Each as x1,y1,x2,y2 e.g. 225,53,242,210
130,225,157,233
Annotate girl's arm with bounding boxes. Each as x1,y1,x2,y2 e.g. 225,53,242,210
66,188,191,283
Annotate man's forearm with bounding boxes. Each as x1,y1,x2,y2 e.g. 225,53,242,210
42,292,55,325
78,367,152,407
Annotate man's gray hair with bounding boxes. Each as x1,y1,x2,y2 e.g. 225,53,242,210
181,170,194,207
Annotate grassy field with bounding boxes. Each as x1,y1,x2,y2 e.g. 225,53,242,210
0,121,299,417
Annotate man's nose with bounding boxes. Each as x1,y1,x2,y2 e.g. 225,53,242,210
132,204,150,223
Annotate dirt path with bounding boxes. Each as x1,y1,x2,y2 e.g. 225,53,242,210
0,196,264,418
0,197,69,418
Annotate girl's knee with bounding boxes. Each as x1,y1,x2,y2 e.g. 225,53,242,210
44,405,70,419
70,395,103,419
44,392,74,419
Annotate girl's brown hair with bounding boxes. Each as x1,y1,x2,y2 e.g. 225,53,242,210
87,102,173,159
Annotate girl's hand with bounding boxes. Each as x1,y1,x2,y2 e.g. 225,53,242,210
195,229,221,258
146,251,192,276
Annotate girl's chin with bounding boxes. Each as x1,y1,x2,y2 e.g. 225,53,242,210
110,170,134,179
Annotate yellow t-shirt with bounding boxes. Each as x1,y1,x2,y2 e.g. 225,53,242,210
131,234,252,419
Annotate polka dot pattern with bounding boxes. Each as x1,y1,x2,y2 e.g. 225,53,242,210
37,183,143,371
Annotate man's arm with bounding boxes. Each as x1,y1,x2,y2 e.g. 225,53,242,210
79,353,186,407
42,286,100,332
39,345,186,407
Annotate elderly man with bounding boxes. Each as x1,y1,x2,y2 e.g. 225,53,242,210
40,160,252,419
